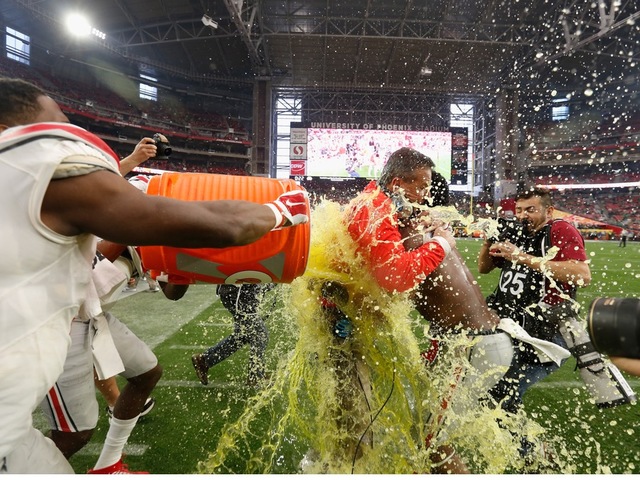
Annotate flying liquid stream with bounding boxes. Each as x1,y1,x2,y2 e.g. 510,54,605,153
199,199,583,474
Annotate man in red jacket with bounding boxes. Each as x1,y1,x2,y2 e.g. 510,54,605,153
336,148,470,472
345,147,456,293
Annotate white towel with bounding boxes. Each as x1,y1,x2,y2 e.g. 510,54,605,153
498,317,571,365
91,314,125,380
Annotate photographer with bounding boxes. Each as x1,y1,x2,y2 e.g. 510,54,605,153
118,133,170,175
478,188,634,414
119,136,158,174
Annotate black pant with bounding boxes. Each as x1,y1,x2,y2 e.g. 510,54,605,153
202,284,271,380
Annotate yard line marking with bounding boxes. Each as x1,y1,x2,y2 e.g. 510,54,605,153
75,443,149,457
531,380,640,389
169,343,230,349
157,379,242,388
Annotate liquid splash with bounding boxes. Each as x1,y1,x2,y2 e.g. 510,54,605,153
198,199,579,474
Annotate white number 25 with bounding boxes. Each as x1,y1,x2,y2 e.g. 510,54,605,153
498,271,527,297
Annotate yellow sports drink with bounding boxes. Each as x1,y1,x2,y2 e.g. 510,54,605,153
139,172,310,284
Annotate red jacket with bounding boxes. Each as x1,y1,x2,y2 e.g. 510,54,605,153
345,181,447,293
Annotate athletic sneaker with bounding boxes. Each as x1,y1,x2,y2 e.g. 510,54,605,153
106,397,155,419
87,458,148,474
191,353,209,385
146,278,161,292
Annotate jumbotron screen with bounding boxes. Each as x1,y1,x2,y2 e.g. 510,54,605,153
289,126,467,182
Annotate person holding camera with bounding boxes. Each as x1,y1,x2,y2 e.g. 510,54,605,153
478,188,634,416
118,136,159,173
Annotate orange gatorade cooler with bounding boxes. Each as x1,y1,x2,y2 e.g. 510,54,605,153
139,172,310,284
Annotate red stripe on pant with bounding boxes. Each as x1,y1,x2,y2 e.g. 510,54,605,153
47,384,73,432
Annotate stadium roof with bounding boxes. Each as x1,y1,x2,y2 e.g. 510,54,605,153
3,0,639,100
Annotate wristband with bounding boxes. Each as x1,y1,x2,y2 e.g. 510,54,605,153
264,202,284,229
427,235,452,256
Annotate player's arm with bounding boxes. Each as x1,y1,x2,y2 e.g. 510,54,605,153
368,224,452,293
539,258,591,286
477,240,497,274
118,137,157,175
96,239,128,262
41,169,304,248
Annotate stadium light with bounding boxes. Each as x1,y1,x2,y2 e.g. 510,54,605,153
65,13,106,40
65,13,92,37
201,14,218,29
419,53,433,77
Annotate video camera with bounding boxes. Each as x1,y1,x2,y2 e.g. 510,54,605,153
588,297,640,358
487,217,526,244
152,133,172,160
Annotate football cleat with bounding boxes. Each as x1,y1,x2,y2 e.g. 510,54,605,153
191,354,209,386
107,397,155,419
139,397,155,417
88,458,148,474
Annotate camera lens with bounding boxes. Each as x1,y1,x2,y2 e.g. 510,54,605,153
152,133,172,159
587,297,640,358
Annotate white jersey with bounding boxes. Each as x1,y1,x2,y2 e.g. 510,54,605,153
0,123,120,352
0,122,120,469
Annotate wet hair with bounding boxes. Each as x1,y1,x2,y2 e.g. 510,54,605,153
516,187,553,209
378,147,435,187
0,77,46,127
429,170,450,207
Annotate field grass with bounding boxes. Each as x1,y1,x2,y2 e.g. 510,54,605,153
61,238,640,474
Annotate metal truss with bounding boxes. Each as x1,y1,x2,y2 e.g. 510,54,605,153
12,0,255,85
260,14,536,46
515,0,640,73
274,88,474,127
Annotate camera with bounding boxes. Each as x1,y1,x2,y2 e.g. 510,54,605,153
587,297,640,358
152,133,172,160
487,217,525,243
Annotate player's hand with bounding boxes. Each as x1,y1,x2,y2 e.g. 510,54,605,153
130,137,157,164
488,240,520,261
265,189,310,230
412,210,435,229
426,218,449,233
432,224,456,250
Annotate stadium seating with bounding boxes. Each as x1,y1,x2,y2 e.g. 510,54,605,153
1,56,250,176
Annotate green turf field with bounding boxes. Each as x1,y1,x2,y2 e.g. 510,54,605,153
61,238,640,474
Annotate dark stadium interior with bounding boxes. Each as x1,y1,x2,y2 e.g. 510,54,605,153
1,0,639,234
